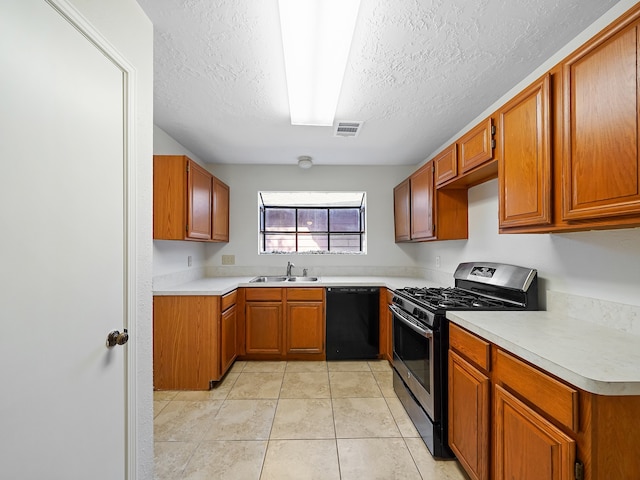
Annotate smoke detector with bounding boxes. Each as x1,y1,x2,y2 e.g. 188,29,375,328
334,121,363,138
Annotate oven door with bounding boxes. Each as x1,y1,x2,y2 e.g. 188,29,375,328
390,305,436,420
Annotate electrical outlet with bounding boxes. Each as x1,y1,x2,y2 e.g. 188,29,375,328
222,254,235,265
436,256,441,268
187,255,192,267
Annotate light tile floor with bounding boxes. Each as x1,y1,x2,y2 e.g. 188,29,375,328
154,360,470,480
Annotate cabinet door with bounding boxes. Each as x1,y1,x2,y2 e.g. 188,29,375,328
393,179,411,242
410,162,434,240
499,75,552,228
563,24,640,220
186,159,213,240
448,351,490,480
286,302,324,354
434,144,458,186
153,296,218,390
220,304,237,375
211,176,229,242
459,118,494,174
494,385,575,480
245,302,283,355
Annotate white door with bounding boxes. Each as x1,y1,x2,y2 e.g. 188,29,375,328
0,1,129,478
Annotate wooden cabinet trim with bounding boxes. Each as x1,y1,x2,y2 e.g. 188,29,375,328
450,323,491,372
494,348,578,432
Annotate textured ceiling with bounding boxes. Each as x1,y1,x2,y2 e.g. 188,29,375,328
137,0,620,166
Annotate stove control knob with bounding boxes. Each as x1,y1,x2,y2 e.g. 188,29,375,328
413,307,419,316
393,297,402,307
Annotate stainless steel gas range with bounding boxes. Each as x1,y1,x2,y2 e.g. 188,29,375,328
389,262,539,458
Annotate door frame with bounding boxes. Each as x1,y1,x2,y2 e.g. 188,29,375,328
46,0,139,477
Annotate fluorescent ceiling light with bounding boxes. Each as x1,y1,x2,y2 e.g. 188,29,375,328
278,0,361,126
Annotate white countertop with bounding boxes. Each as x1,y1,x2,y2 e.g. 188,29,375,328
152,275,441,296
447,310,640,396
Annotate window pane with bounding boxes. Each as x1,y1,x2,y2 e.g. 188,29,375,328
298,233,328,252
265,208,295,232
330,209,360,232
264,234,296,252
298,209,328,232
330,234,361,252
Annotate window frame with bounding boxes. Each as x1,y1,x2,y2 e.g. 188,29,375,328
258,195,367,255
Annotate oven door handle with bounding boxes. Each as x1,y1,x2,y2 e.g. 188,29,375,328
389,305,433,339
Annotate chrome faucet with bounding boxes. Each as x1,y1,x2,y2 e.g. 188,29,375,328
286,261,295,277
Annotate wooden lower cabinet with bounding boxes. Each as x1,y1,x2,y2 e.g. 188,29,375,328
241,287,325,360
494,384,575,480
153,292,237,390
449,324,640,480
448,350,490,480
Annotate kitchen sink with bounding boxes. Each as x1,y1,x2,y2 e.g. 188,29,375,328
249,276,288,283
249,275,319,283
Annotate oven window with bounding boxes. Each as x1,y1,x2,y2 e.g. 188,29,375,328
394,317,431,394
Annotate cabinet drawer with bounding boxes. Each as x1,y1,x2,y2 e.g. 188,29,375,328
494,348,578,432
245,288,283,301
450,323,490,372
221,290,237,311
287,287,324,301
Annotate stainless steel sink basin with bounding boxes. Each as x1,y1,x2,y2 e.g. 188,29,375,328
249,276,288,283
249,275,319,283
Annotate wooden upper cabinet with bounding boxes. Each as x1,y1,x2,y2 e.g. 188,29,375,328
393,179,411,242
459,118,495,174
563,21,640,221
498,75,552,229
434,144,458,186
394,160,468,243
153,155,230,242
410,162,435,240
211,176,230,242
154,155,211,241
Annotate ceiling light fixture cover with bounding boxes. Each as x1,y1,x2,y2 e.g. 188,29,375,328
278,0,362,126
298,156,313,169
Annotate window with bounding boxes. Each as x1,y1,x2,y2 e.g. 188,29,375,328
259,191,366,254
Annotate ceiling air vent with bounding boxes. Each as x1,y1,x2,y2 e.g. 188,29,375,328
334,121,363,138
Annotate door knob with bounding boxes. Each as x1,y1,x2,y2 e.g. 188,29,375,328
106,329,129,347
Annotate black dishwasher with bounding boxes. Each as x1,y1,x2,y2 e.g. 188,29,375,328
326,287,380,360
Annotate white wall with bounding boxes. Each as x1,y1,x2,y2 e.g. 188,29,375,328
152,126,208,277
205,163,415,275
